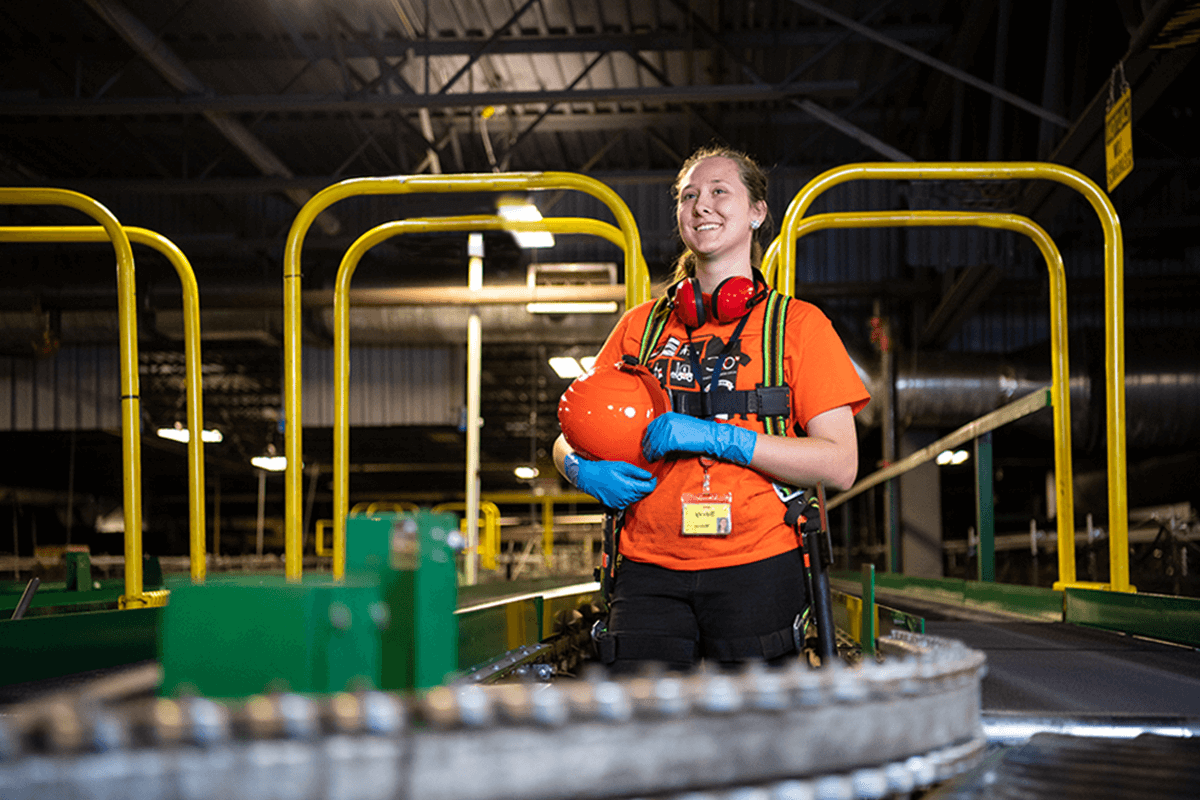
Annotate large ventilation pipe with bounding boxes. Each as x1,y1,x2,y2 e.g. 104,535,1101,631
853,328,1200,454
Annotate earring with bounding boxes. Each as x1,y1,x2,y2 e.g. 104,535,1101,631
750,219,761,230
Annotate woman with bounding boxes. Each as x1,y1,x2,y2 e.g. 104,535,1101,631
553,146,870,672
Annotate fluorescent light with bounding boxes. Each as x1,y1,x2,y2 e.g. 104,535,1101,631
580,356,596,371
526,301,618,314
936,449,970,466
514,466,539,480
156,426,223,444
549,356,585,379
251,455,287,472
497,201,555,248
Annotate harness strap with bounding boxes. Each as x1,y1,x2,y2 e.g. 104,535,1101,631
702,622,798,662
760,290,791,436
671,385,791,419
637,296,673,365
594,630,699,665
635,289,793,434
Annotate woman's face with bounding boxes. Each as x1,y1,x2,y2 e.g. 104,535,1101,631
676,156,766,266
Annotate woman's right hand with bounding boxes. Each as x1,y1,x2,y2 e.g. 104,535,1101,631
562,453,656,510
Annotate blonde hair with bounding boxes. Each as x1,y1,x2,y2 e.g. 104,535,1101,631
669,146,771,285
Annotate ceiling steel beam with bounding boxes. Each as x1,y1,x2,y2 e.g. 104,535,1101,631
0,81,859,116
793,99,913,161
502,53,608,166
14,26,952,62
436,0,540,95
664,0,910,161
788,0,1072,129
80,0,340,235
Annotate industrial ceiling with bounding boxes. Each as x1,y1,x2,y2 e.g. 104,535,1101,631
0,0,1197,553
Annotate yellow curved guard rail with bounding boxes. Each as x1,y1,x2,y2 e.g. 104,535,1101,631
0,226,208,584
283,172,647,581
314,519,333,557
352,501,421,515
779,211,1075,566
0,190,148,606
432,501,501,573
332,216,628,580
776,162,1129,593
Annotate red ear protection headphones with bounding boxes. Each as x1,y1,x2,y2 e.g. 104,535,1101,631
668,271,768,328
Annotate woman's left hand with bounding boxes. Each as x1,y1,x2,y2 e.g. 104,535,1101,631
641,412,758,465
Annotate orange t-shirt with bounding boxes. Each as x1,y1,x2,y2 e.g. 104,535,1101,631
591,292,870,571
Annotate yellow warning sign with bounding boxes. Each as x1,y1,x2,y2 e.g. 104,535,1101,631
1105,86,1133,192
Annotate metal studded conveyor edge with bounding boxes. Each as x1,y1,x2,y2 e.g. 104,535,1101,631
0,631,986,800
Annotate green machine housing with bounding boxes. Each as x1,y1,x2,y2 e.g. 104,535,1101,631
159,511,459,697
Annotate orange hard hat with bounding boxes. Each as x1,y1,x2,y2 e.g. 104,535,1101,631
558,357,670,470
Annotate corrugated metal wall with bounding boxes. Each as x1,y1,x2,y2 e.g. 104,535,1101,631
0,347,121,431
302,345,464,427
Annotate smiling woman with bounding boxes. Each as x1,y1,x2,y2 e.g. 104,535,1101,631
551,145,871,674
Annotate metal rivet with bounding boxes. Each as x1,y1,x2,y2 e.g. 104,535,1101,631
278,693,318,739
369,601,391,630
772,779,816,800
850,768,888,799
883,762,914,794
593,680,632,722
326,693,363,734
421,686,459,727
697,674,742,714
329,601,352,630
455,684,493,728
361,692,404,735
813,775,853,800
530,685,569,727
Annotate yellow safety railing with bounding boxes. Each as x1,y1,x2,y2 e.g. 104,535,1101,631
0,226,208,584
0,190,148,607
482,491,599,567
283,173,647,582
314,519,333,557
775,162,1129,592
769,211,1074,572
331,215,631,580
350,501,421,516
432,501,501,572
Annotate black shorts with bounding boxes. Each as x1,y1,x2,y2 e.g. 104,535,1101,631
602,548,809,673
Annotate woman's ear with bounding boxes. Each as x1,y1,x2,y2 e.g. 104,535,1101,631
751,199,768,226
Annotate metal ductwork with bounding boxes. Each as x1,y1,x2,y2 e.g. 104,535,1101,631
853,328,1200,454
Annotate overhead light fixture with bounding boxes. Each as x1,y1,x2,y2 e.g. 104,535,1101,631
549,357,586,379
251,454,287,472
548,355,598,379
526,301,618,314
251,444,287,472
936,449,970,466
497,199,555,248
514,465,539,480
156,425,223,444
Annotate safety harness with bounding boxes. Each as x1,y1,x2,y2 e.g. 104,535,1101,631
594,289,816,665
635,289,794,434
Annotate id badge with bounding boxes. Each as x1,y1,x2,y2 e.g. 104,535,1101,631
681,492,733,536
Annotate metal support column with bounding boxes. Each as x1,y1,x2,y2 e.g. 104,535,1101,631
465,234,483,586
975,431,995,582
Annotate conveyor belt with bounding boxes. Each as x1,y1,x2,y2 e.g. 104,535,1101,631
853,584,1200,717
927,732,1200,800
926,618,1200,717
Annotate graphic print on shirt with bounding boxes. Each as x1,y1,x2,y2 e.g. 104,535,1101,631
646,333,750,395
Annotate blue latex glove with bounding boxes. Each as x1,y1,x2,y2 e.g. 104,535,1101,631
563,452,656,510
642,412,758,466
